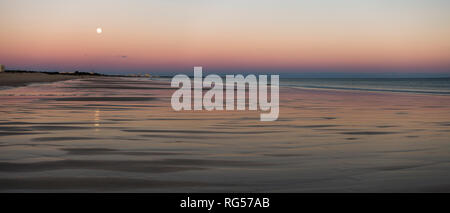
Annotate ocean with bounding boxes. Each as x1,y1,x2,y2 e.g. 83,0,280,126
281,78,450,95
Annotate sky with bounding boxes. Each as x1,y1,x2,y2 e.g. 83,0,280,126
0,0,449,75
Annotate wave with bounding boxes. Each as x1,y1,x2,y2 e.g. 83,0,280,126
281,78,450,95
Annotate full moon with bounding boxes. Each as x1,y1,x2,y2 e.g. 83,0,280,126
96,27,102,34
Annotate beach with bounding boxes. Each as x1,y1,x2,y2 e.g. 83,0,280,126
0,77,449,192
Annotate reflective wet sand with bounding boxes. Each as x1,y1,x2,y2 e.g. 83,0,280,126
0,77,450,192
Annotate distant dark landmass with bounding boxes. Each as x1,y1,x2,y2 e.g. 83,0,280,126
0,70,129,87
4,70,107,76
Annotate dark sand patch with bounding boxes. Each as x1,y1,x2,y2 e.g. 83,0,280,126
31,137,97,142
62,148,185,156
322,117,337,120
148,158,268,167
104,119,138,122
346,137,359,140
0,159,267,173
294,124,340,128
263,153,309,157
312,128,356,132
85,104,161,108
0,132,46,137
416,184,450,193
370,163,431,171
30,125,92,131
396,112,408,115
376,125,398,128
48,97,158,102
0,177,219,190
340,131,398,135
382,108,409,110
0,126,33,131
372,148,431,154
140,134,220,139
147,118,209,121
435,122,450,126
422,105,448,109
0,122,34,125
0,160,203,173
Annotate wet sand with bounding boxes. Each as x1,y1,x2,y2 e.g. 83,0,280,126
0,77,449,192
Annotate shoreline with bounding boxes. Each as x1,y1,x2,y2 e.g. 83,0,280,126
0,71,122,88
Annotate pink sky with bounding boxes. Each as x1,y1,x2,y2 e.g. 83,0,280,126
1,0,449,73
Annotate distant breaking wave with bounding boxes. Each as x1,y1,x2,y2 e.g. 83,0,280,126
281,78,450,95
